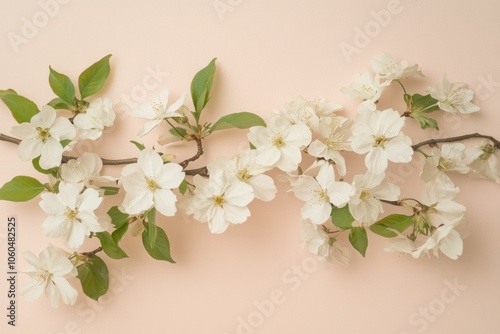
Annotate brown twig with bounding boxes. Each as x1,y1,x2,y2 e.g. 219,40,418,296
412,133,500,151
179,137,204,169
82,246,103,258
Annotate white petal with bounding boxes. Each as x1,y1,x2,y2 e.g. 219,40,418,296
18,138,43,161
248,174,276,202
208,207,229,234
77,188,102,212
64,221,87,248
225,181,254,206
39,139,63,169
137,119,162,138
50,117,76,140
157,163,184,189
42,215,69,238
365,147,388,173
138,149,163,177
224,204,250,224
51,276,78,305
153,189,178,216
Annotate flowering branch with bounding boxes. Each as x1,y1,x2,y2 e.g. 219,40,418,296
179,137,204,169
81,246,103,258
412,133,500,151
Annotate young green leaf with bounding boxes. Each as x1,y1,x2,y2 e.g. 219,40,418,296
112,223,129,244
130,140,145,151
142,224,175,263
49,66,75,103
107,206,129,229
0,89,17,96
47,97,70,110
0,93,39,123
191,58,216,121
32,157,58,176
331,205,355,229
370,214,414,238
100,186,120,196
349,226,368,257
178,179,188,195
96,232,128,259
210,112,266,132
77,255,109,301
0,176,45,202
78,54,112,99
414,115,439,130
168,127,188,139
146,209,157,249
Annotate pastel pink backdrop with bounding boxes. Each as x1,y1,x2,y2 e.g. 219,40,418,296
1,1,499,333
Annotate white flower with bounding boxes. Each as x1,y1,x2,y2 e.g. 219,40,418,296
40,183,105,248
184,170,254,234
340,72,389,102
11,105,76,169
350,108,413,174
385,218,463,260
280,96,342,131
427,76,480,114
371,53,422,82
120,149,185,216
307,116,352,176
421,173,466,228
60,152,114,185
349,173,400,225
299,220,351,265
465,140,500,183
131,89,187,137
20,245,78,308
421,143,469,182
73,98,115,140
292,163,352,224
248,114,311,172
208,150,277,202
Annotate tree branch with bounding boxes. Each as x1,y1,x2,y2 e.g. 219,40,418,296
0,133,209,176
82,246,103,258
412,133,500,151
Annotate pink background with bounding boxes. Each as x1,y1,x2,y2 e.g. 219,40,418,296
1,1,500,333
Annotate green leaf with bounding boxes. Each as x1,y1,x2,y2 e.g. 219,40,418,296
130,140,145,151
191,58,216,121
414,115,439,130
210,112,266,132
178,179,188,195
47,97,70,110
142,224,175,263
349,226,368,257
100,186,120,196
77,255,109,301
78,54,112,99
370,214,414,238
96,232,128,259
107,206,129,229
49,66,75,103
60,139,72,148
168,127,187,139
112,223,129,244
32,157,58,176
0,93,39,123
146,209,157,249
0,176,45,202
0,89,17,96
331,205,355,229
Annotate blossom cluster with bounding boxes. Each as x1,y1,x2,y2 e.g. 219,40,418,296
0,53,497,308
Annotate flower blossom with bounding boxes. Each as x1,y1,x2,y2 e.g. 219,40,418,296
371,52,422,82
120,149,185,216
280,96,342,131
427,77,480,114
248,114,311,172
207,149,277,202
348,173,400,225
73,98,115,140
20,245,78,308
40,183,105,248
183,170,254,234
465,140,500,183
350,107,413,174
340,72,389,102
299,220,351,265
11,105,76,169
131,89,187,137
421,143,469,182
307,116,352,176
60,152,114,186
292,162,352,225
